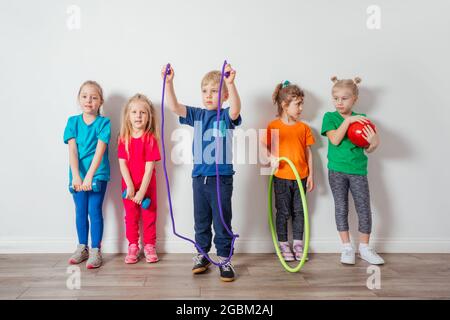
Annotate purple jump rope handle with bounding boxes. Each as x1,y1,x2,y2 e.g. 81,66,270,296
161,61,237,267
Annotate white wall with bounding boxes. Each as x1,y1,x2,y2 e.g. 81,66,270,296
1,0,449,253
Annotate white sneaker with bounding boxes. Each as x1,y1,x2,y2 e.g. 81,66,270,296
359,247,385,265
340,246,356,265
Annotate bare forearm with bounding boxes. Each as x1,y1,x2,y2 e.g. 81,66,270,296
327,119,351,146
86,141,107,178
68,140,81,177
166,82,186,117
227,83,241,120
138,162,155,195
307,147,314,178
366,139,380,153
119,160,134,187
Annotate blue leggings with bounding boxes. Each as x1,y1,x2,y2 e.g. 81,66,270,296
72,181,107,248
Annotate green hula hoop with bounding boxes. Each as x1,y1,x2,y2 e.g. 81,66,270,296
268,157,310,272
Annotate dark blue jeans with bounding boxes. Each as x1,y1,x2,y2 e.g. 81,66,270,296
72,181,107,249
193,175,233,257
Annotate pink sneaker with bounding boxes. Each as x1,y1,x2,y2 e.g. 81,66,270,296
125,244,140,264
144,244,159,263
279,242,295,262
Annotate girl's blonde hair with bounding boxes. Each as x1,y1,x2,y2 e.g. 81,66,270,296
119,93,158,157
77,80,104,115
331,76,362,96
272,82,304,116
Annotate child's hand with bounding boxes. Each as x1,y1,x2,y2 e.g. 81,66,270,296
81,174,93,191
125,184,135,199
72,175,83,192
161,65,174,83
133,190,145,205
362,125,379,146
270,156,279,170
346,115,369,125
224,64,236,85
306,175,314,192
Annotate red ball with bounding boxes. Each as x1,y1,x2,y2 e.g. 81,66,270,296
347,120,376,148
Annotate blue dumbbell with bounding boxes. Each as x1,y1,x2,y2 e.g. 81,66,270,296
122,189,151,210
69,180,102,193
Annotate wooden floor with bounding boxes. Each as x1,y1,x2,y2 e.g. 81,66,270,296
1,253,449,300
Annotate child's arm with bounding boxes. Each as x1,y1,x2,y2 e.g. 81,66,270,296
161,65,186,118
363,125,380,153
82,141,107,191
118,159,135,199
68,139,83,191
224,64,241,121
306,146,314,192
133,161,155,205
326,115,369,145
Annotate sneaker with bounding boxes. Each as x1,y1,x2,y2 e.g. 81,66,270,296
218,258,235,282
86,248,102,269
293,243,309,261
68,244,89,264
359,247,385,265
279,242,295,262
340,245,356,265
144,244,159,263
125,244,140,264
192,253,211,274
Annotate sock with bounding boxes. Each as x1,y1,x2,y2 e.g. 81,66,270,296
359,243,369,251
342,242,353,250
293,240,303,247
279,241,289,246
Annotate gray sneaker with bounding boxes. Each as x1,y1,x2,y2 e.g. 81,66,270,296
68,244,89,265
86,248,102,269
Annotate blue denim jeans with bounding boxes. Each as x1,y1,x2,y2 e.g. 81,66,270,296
192,175,234,257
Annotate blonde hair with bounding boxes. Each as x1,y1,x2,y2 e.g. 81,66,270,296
272,82,304,117
201,71,228,96
77,80,104,115
119,93,158,157
331,76,362,96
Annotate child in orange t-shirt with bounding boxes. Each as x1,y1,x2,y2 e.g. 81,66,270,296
262,81,315,262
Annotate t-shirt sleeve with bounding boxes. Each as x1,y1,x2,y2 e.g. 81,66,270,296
97,118,111,144
321,112,336,136
145,134,162,162
63,117,76,144
305,125,315,146
225,108,242,128
117,139,127,160
179,106,201,127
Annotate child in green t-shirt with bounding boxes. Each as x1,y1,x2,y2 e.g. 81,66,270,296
321,76,384,265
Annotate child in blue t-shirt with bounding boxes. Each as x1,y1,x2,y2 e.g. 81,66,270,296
161,64,242,282
63,80,111,269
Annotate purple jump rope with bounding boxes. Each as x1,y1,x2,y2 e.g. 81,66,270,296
160,61,238,267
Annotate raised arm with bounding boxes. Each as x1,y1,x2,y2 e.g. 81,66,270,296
161,65,186,118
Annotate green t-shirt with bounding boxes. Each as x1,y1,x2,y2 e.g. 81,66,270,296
321,111,368,175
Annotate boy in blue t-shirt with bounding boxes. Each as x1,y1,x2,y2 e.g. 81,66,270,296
162,64,242,282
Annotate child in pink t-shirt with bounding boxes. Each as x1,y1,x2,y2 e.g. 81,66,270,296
118,94,161,264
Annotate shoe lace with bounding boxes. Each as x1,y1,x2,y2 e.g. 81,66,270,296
220,261,235,272
193,254,203,265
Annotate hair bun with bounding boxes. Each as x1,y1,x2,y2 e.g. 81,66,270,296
353,77,362,84
331,76,338,83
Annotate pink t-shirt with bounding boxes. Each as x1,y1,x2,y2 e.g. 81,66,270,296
118,133,161,195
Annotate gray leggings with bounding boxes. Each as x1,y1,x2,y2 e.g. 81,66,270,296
328,170,372,234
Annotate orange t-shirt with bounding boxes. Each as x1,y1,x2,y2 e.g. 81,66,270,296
266,119,315,180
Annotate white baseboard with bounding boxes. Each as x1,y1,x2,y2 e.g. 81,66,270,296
0,237,449,254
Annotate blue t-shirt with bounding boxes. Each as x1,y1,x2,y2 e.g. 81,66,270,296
179,106,242,177
63,114,111,183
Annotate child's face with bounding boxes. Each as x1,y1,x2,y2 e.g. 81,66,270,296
282,96,304,120
129,101,149,131
332,88,357,115
78,85,102,115
202,81,228,110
